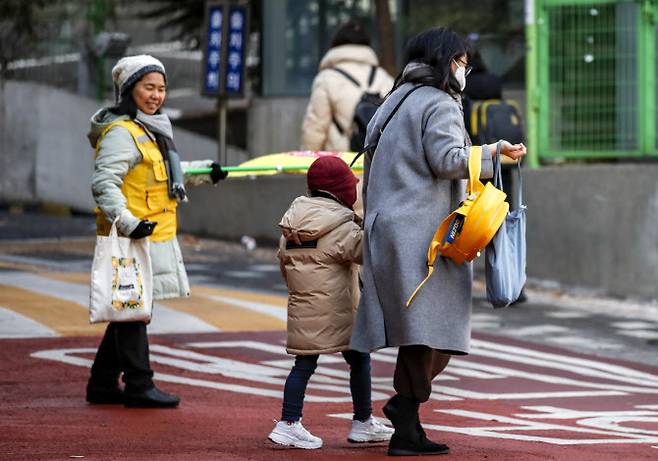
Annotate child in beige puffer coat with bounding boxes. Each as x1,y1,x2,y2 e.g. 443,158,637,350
267,156,393,449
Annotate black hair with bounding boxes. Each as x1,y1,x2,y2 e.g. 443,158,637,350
109,84,139,118
392,27,471,95
330,20,370,48
468,49,487,74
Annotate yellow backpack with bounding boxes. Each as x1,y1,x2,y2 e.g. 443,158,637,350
406,146,508,307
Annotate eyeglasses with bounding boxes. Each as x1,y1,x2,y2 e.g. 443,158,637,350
454,58,472,77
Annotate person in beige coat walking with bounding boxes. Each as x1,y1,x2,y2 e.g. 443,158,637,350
267,156,393,449
301,20,394,152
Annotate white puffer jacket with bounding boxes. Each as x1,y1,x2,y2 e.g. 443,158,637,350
301,44,395,152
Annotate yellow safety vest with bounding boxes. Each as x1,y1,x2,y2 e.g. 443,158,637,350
95,120,178,242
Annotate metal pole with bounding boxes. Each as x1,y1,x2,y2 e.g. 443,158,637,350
639,1,657,156
218,96,227,164
525,0,540,168
93,0,106,101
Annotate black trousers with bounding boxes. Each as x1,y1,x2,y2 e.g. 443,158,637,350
281,350,372,422
89,321,154,392
393,345,451,403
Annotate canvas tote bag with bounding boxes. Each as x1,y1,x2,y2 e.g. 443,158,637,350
485,144,527,308
89,213,153,323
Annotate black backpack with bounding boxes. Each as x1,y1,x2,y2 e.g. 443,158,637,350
330,66,384,152
469,99,524,145
349,84,428,168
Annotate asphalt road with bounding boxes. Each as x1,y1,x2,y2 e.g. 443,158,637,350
1,210,658,460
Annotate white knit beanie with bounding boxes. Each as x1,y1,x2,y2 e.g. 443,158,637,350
111,54,167,102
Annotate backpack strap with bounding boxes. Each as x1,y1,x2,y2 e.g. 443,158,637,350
332,114,345,135
330,67,361,87
329,67,360,135
349,84,428,167
367,66,377,88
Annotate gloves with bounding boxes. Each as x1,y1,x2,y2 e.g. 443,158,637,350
210,162,229,183
129,220,157,239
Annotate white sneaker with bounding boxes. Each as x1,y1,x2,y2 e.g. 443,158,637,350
347,415,395,443
268,420,323,449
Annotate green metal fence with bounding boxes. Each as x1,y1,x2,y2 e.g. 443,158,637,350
527,0,658,161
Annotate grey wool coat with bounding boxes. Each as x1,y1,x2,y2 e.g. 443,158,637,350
350,83,493,355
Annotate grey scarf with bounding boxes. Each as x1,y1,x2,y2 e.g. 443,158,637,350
135,110,187,202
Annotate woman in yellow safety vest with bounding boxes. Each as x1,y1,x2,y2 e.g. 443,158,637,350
85,55,227,408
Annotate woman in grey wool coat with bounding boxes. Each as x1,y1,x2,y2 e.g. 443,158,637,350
349,27,526,456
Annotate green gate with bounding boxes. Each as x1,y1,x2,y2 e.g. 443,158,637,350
526,0,658,164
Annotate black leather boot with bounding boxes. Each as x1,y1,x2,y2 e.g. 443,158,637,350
124,386,180,408
383,394,449,456
86,382,124,405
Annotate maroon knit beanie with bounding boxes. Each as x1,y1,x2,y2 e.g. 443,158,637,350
307,156,359,208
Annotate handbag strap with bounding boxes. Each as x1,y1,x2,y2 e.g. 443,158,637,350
516,157,524,206
493,141,525,207
467,145,485,195
109,216,120,239
492,142,503,191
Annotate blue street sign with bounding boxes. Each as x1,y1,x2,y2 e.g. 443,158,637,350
225,5,247,95
203,4,223,95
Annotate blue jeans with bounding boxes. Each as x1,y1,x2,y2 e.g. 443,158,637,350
281,350,372,422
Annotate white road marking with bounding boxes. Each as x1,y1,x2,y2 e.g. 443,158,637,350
33,339,658,445
433,409,658,445
0,254,89,271
546,336,622,349
472,321,501,329
0,271,220,334
205,295,287,322
471,338,658,385
544,311,590,319
250,264,281,272
617,330,658,340
329,410,658,445
222,270,263,278
472,313,501,322
0,305,57,338
612,321,658,330
508,325,570,336
527,290,658,323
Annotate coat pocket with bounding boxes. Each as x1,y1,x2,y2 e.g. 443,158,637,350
363,211,380,269
363,211,379,237
145,186,170,211
152,159,168,182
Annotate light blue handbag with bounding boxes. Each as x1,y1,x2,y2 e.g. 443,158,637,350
485,146,527,308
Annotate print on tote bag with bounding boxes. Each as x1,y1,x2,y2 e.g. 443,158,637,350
111,256,145,310
89,212,153,323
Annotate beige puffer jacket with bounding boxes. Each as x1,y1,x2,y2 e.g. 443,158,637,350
301,44,395,152
278,196,363,355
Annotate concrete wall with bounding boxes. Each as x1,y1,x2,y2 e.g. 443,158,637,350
0,81,235,212
247,97,308,155
179,175,307,245
179,164,658,300
523,164,658,300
